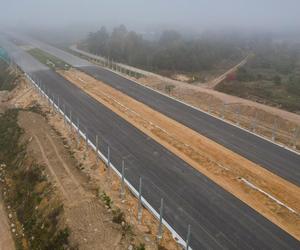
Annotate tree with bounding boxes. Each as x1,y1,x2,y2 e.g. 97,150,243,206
287,75,300,95
273,75,281,85
81,25,245,74
236,67,254,82
109,25,128,60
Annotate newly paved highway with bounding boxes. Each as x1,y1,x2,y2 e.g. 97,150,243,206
17,35,300,186
1,36,299,249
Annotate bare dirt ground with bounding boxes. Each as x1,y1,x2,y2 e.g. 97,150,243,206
137,75,300,150
0,194,15,250
2,74,180,249
59,68,300,240
18,111,132,250
205,56,248,88
71,45,300,149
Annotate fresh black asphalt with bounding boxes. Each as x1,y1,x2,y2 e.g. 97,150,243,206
16,35,300,186
2,38,299,249
79,66,300,187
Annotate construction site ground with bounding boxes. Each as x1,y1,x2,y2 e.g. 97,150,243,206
0,193,15,250
137,75,300,150
75,46,300,150
59,68,300,240
0,74,180,249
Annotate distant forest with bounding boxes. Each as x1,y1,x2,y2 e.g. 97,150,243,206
217,39,300,112
79,25,246,73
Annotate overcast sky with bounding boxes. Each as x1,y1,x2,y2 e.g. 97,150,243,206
1,0,300,32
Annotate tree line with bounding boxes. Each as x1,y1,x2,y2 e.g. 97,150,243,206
79,25,244,73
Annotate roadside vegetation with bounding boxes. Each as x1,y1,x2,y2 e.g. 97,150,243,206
0,109,72,250
216,41,300,113
0,60,18,91
28,48,70,70
79,25,244,78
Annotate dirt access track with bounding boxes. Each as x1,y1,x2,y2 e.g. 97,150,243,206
3,76,180,250
59,68,300,240
0,194,15,250
18,111,128,250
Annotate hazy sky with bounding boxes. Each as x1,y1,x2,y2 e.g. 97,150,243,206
1,0,300,32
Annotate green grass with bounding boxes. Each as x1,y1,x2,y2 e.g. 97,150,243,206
0,60,18,91
99,191,113,208
217,80,300,113
0,109,72,250
216,63,300,113
28,48,71,70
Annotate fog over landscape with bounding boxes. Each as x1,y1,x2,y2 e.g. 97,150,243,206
1,0,300,34
1,1,300,250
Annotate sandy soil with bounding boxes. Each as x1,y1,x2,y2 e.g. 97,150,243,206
7,75,181,249
18,111,132,250
172,74,191,82
0,195,15,250
137,75,300,150
59,69,300,240
72,45,300,149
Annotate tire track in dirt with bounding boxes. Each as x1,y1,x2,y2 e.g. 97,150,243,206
0,197,15,250
59,69,300,240
46,134,83,192
33,134,69,199
20,112,126,250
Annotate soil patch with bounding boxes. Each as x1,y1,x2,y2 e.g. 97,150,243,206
59,68,300,240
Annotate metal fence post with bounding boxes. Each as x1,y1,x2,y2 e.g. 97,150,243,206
57,96,60,112
185,224,191,250
120,160,125,201
292,127,299,149
272,119,277,141
138,177,142,223
69,110,72,131
107,145,110,176
208,97,211,114
44,85,47,99
47,89,50,106
221,103,225,119
252,111,258,133
52,95,55,112
85,128,88,149
63,104,66,125
77,118,80,147
236,106,241,126
157,198,164,240
96,134,99,164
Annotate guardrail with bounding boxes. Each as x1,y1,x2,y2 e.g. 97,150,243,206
24,71,192,250
72,47,300,154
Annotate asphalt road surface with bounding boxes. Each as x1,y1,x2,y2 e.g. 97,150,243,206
15,35,300,187
81,66,300,187
1,36,299,249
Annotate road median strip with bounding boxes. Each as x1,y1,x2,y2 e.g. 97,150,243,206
58,68,300,240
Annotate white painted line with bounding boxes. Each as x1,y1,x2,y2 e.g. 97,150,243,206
87,62,300,157
241,178,298,214
25,72,189,249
